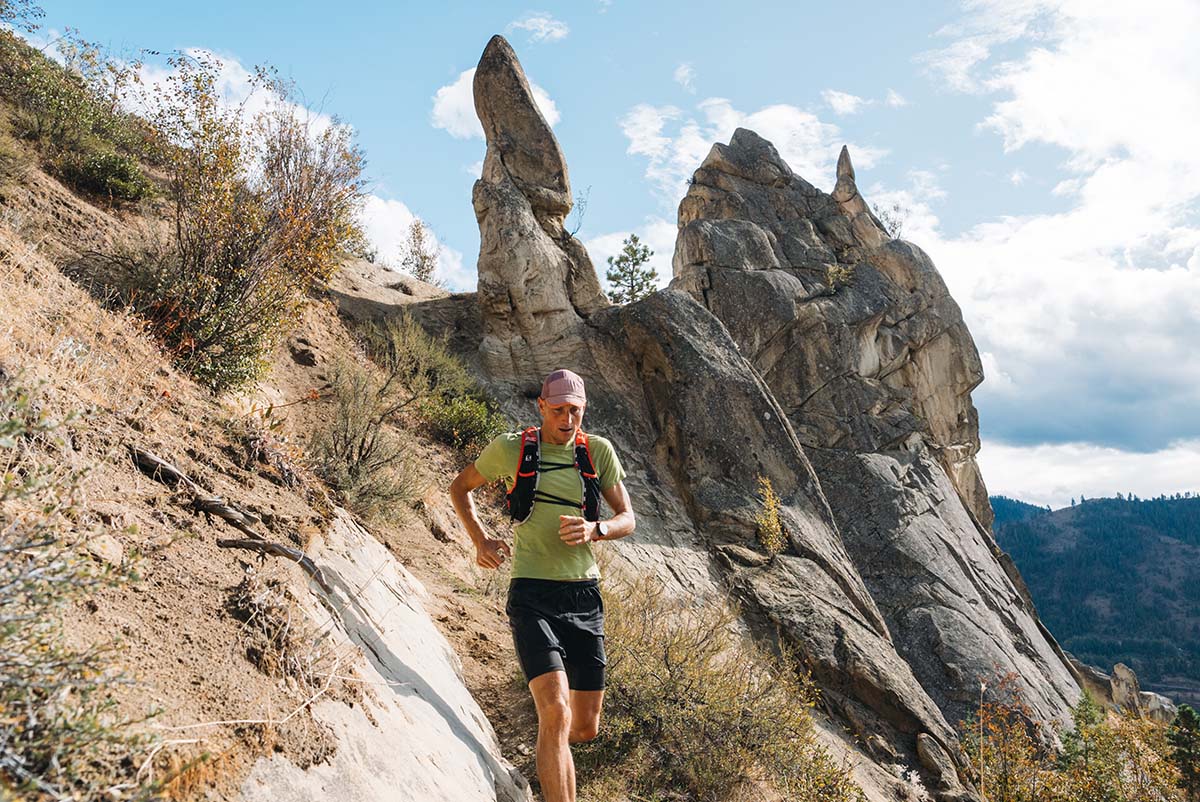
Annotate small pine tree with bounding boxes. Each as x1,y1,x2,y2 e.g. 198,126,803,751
1170,705,1200,801
401,219,440,284
605,234,657,304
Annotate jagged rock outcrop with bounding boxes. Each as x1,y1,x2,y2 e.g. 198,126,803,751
459,35,988,801
241,510,531,802
472,35,607,389
1067,657,1180,724
670,129,1080,733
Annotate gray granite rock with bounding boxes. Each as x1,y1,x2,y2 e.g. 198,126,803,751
669,128,1080,737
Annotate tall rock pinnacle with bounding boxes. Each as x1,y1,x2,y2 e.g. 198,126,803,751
471,35,607,388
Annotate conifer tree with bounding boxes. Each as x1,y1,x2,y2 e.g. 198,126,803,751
605,234,657,304
1170,705,1200,801
402,219,440,284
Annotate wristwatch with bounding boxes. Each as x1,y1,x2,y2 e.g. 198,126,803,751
594,521,609,541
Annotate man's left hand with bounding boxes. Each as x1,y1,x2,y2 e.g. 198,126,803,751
559,515,596,546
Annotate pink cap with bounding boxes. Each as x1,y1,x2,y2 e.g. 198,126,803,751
540,369,586,406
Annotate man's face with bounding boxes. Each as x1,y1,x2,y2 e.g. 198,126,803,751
538,398,585,445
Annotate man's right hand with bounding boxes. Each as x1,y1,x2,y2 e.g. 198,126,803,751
476,537,512,570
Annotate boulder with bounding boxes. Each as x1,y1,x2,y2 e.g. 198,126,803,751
241,510,531,802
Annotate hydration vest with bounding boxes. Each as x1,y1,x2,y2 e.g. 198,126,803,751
506,427,601,523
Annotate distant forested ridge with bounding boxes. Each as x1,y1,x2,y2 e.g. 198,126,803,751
992,493,1200,704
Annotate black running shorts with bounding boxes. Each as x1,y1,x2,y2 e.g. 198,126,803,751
505,577,606,691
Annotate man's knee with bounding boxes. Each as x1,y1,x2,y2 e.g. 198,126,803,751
531,672,572,732
539,698,572,734
568,720,599,743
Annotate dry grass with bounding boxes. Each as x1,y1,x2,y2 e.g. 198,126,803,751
0,224,190,424
575,564,865,802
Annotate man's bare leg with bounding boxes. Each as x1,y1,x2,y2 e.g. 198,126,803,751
529,670,574,802
568,689,603,743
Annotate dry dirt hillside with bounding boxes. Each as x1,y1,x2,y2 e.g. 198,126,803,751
0,157,543,799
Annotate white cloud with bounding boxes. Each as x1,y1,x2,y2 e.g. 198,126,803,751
978,438,1200,509
131,48,340,145
885,88,909,108
821,89,868,115
506,12,570,43
913,0,1200,459
673,62,696,94
432,67,560,139
621,98,886,203
585,216,677,296
1008,169,1028,186
358,196,473,292
865,170,946,245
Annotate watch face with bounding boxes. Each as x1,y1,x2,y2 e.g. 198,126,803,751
598,522,608,539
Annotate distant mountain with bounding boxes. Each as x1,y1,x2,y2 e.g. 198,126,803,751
992,494,1200,705
990,494,1051,527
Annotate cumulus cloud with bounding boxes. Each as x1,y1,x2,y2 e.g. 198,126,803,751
673,62,696,93
358,196,473,292
621,98,885,202
885,88,909,107
909,0,1200,466
585,216,677,296
432,67,560,139
506,12,570,43
821,89,868,115
978,437,1200,509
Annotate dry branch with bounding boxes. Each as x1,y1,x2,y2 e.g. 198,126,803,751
217,538,331,593
129,445,331,591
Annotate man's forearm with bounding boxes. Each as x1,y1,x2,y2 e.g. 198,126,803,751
449,486,489,548
596,510,635,541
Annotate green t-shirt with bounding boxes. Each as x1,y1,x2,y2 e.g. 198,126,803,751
474,430,626,581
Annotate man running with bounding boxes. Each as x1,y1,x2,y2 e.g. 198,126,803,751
449,368,635,802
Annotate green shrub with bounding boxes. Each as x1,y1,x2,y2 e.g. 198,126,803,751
754,474,787,555
355,313,508,455
308,359,425,520
100,54,365,392
358,314,471,404
576,573,864,802
0,26,149,173
421,394,507,455
0,378,152,798
57,146,151,200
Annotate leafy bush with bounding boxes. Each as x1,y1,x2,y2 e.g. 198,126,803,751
0,23,152,195
57,146,151,200
960,677,1183,802
102,53,365,392
825,262,856,292
754,474,787,555
308,359,425,520
422,394,507,455
0,378,151,798
356,313,507,455
576,573,864,802
358,314,471,404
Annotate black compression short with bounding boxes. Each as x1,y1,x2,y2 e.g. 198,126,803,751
505,577,606,691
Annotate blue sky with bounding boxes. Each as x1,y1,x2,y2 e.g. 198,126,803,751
27,1,1200,508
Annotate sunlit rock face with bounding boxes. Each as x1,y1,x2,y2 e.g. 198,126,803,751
671,128,1081,732
471,34,607,392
